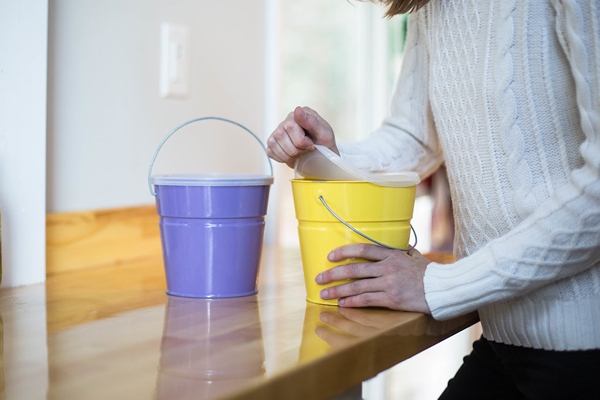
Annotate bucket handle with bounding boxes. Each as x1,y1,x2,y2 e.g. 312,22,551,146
318,195,418,252
148,117,274,196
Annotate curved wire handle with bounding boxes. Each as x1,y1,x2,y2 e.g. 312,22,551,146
318,195,417,251
148,117,274,196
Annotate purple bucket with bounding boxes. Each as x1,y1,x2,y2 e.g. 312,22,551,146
149,118,274,298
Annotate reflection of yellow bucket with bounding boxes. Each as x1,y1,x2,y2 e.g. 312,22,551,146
291,179,416,305
298,303,339,362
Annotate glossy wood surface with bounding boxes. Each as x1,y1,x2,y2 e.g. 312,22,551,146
0,247,476,400
46,205,161,275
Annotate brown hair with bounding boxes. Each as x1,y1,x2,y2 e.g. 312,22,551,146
367,0,431,17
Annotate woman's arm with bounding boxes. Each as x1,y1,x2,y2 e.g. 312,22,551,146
424,0,600,319
339,11,443,179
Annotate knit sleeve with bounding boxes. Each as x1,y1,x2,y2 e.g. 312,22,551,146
424,0,600,320
337,11,443,179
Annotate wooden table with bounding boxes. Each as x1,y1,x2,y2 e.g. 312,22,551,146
0,247,476,400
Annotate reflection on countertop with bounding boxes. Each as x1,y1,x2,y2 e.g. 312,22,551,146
0,247,476,400
157,296,265,399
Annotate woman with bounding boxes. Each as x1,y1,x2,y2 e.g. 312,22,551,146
267,0,600,398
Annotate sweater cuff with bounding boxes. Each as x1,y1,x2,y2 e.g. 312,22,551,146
424,252,499,320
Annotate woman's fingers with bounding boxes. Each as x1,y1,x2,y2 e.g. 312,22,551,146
264,148,282,163
282,111,315,150
266,135,289,163
328,243,394,263
273,126,303,158
294,106,338,154
317,244,405,285
316,261,383,284
267,107,323,165
320,277,382,300
339,292,391,308
273,115,314,158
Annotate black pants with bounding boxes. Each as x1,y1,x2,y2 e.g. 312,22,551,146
439,336,600,400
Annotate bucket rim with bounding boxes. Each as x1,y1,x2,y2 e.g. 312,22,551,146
153,173,274,187
290,178,417,187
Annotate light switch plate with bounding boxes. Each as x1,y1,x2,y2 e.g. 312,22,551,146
160,23,191,99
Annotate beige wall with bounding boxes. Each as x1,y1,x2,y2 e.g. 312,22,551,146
47,0,268,213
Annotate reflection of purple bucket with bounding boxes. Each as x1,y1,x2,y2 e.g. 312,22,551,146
148,117,274,298
156,296,265,399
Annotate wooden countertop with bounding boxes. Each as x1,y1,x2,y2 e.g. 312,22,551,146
0,247,476,400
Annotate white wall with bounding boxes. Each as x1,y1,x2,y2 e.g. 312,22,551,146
0,0,48,288
47,0,269,213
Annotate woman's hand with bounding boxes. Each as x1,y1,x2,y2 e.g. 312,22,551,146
316,244,432,314
266,106,339,168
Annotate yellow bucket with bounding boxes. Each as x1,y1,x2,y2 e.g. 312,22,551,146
291,179,417,306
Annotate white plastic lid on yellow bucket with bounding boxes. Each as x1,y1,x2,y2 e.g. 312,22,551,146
294,145,420,187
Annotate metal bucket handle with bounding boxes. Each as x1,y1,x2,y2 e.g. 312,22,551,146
318,195,418,251
148,117,274,196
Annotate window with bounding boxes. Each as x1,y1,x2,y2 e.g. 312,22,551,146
266,0,410,247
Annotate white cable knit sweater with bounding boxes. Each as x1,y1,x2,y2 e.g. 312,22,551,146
338,0,600,350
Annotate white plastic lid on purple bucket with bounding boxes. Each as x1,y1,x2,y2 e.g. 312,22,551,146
152,173,274,187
